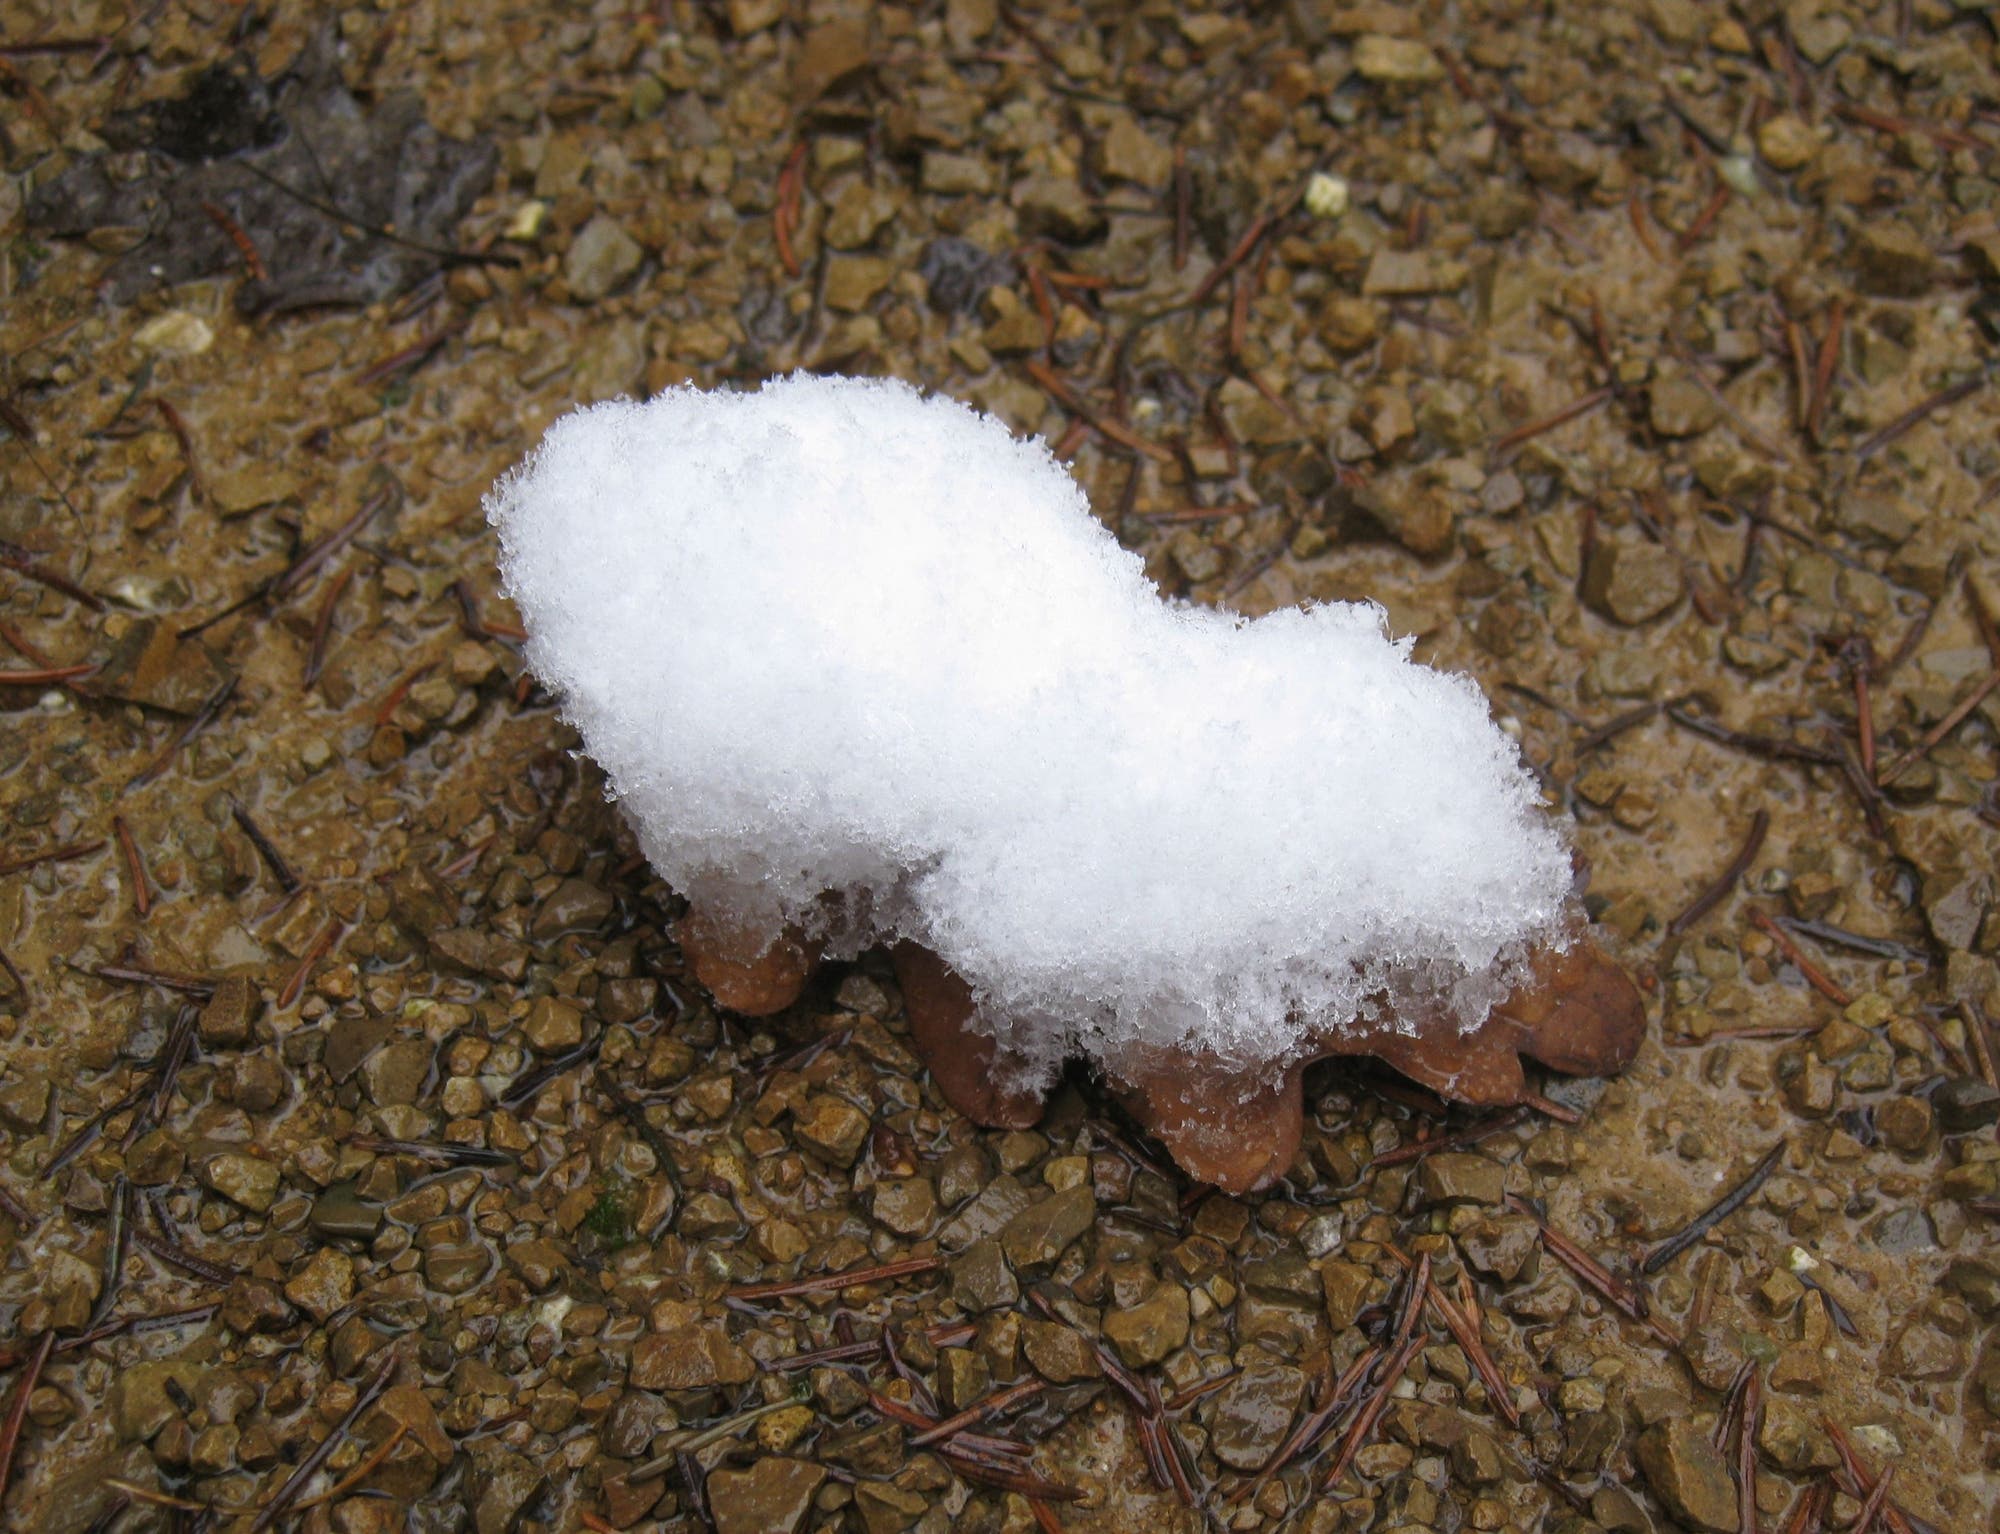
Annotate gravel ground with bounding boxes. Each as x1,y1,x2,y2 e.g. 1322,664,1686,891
0,1,1997,1532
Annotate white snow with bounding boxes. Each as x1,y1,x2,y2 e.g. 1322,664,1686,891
487,374,1573,1083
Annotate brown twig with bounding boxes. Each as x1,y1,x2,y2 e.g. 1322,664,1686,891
1875,666,2000,785
293,1423,408,1511
124,1002,198,1150
1171,146,1191,271
229,798,301,893
0,840,103,876
371,660,436,732
0,1331,55,1514
127,675,239,791
1628,193,1664,261
271,487,396,602
153,397,205,503
1771,918,1926,966
1575,700,1666,755
1853,374,1987,462
112,814,153,917
1666,707,1838,766
1784,315,1811,431
88,1176,134,1329
300,564,352,688
1490,386,1613,459
1022,360,1171,461
0,943,28,1009
0,1184,33,1228
0,663,96,686
1508,1195,1679,1346
0,539,101,608
132,1222,242,1287
1666,810,1768,938
1187,208,1275,308
728,1254,942,1301
1822,1420,1916,1534
1676,183,1731,253
1665,339,1790,462
1960,1000,1998,1092
909,1380,1047,1449
1833,99,1982,150
1748,911,1852,1005
1807,299,1843,443
0,620,55,667
1369,1106,1529,1168
82,961,216,996
40,1086,146,1177
249,1352,398,1531
1320,1332,1424,1491
1737,1367,1762,1534
1642,1140,1786,1273
774,139,808,279
277,917,343,1010
354,319,465,388
202,197,269,281
0,1303,216,1369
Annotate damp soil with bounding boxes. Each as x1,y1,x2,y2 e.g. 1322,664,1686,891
1,2,1998,1533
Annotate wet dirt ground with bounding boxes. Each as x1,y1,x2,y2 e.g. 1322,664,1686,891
1,1,1998,1532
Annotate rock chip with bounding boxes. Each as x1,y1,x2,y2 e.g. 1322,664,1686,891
922,152,995,196
1099,115,1172,187
198,975,256,1047
284,1247,357,1321
1021,1318,1101,1382
30,1444,158,1534
1875,1095,1933,1153
210,466,304,518
564,215,643,303
472,1447,546,1534
1854,221,1934,297
1637,1419,1737,1532
531,878,614,938
110,1358,206,1441
824,254,895,312
1103,1282,1190,1368
1210,1360,1305,1471
870,1176,938,1236
950,1237,1020,1311
1935,1076,2000,1134
940,1175,1033,1250
853,1480,928,1533
1353,35,1444,82
823,181,902,250
199,1150,280,1213
793,17,871,105
43,1250,101,1332
1649,373,1720,437
1883,1317,1964,1379
1581,538,1685,625
92,619,232,715
522,996,584,1053
1417,1152,1505,1206
1362,248,1466,296
1757,113,1818,170
630,1324,756,1390
708,1457,825,1534
1321,1260,1374,1331
794,1093,872,1165
999,1185,1096,1270
1011,175,1103,243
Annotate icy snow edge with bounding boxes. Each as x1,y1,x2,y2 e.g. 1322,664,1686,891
487,373,1573,1083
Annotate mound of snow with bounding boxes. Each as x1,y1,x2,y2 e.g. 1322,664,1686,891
488,374,1572,1083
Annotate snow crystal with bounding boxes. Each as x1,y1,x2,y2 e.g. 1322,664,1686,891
487,374,1574,1083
